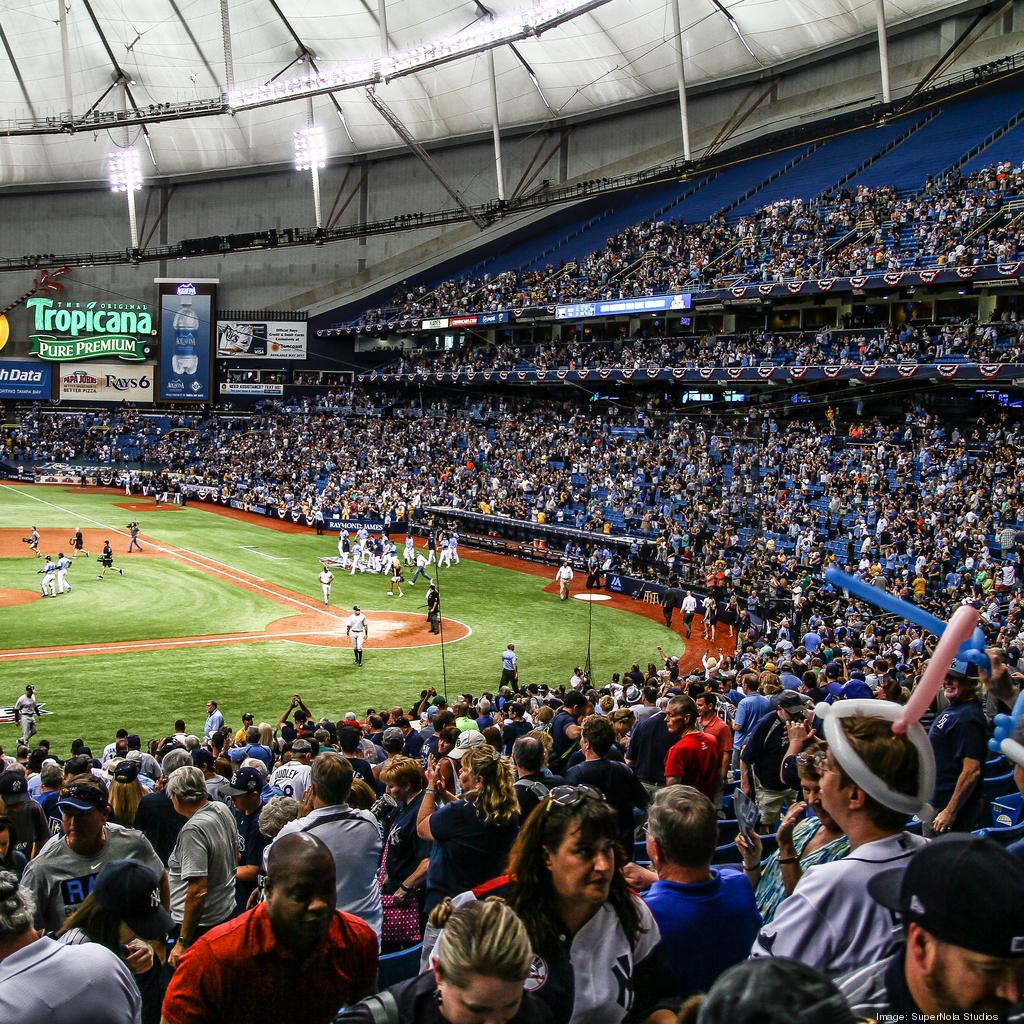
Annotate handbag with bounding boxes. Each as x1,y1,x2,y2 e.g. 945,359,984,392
377,834,422,945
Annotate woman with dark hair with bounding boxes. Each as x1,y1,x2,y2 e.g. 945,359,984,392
428,785,676,1024
55,859,173,1024
0,816,25,879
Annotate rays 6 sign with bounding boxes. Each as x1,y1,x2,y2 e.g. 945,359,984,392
58,361,155,403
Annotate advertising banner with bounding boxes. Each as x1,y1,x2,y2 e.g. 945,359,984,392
420,317,449,330
216,321,307,360
219,382,284,396
58,361,154,403
25,296,155,361
158,281,216,402
448,315,479,328
0,360,51,399
478,311,510,325
555,292,692,320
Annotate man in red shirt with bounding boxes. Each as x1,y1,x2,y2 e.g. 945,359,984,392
664,695,720,800
161,833,377,1024
695,691,733,810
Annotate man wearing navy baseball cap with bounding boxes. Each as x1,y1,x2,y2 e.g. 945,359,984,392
928,658,987,834
839,836,1024,1019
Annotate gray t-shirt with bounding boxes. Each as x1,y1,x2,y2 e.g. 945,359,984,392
22,823,164,932
167,801,238,927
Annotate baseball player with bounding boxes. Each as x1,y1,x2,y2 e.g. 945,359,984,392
404,533,416,567
387,557,405,598
349,538,365,575
345,605,369,666
555,561,574,600
438,534,453,569
449,530,461,565
14,685,40,745
37,555,57,597
55,552,73,594
70,527,89,558
319,566,334,606
25,527,41,558
426,533,437,565
337,531,351,569
128,521,143,553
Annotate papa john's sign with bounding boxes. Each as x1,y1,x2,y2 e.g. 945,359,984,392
26,297,154,362
59,361,155,403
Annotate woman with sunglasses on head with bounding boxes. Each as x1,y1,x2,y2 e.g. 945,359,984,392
341,898,554,1023
430,785,677,1024
418,744,520,917
734,739,849,924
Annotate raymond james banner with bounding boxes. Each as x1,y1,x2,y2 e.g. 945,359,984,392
26,297,154,361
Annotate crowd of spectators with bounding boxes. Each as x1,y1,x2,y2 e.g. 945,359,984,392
387,320,1024,376
353,162,1024,330
3,598,1024,1023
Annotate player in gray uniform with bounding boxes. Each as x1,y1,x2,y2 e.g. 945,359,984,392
15,685,40,745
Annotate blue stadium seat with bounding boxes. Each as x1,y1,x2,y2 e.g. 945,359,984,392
378,943,423,989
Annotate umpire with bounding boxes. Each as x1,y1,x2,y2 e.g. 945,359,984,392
426,583,441,634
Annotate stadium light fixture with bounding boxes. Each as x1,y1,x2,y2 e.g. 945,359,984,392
294,124,327,230
108,147,143,252
226,0,612,111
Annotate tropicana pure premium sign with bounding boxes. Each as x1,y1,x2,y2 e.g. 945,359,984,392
26,296,154,362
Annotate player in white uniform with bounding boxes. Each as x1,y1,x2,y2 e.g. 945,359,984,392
345,605,369,666
37,555,57,597
404,534,415,566
319,567,334,606
337,531,350,569
55,552,73,594
438,535,453,568
449,531,460,565
349,540,365,575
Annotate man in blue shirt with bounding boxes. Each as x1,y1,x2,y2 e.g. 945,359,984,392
204,700,225,741
801,629,822,655
626,705,674,794
929,660,988,834
733,672,772,770
499,643,518,687
625,785,761,1000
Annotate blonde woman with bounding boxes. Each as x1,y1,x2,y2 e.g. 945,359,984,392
108,760,145,827
417,744,519,915
339,898,550,1023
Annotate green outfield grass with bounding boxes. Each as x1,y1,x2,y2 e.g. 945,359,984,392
0,484,681,754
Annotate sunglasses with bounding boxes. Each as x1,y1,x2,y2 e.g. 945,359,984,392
59,783,104,803
545,784,607,812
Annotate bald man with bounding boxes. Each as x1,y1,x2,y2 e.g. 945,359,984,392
161,834,377,1024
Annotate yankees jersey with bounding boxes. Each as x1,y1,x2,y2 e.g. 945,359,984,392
751,831,927,975
452,878,675,1024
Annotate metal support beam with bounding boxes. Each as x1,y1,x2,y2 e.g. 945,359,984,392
668,0,691,162
895,0,1013,114
58,0,74,117
377,0,389,55
220,0,235,91
700,79,776,164
365,87,487,228
487,49,505,201
875,0,891,104
169,0,222,90
0,20,39,118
